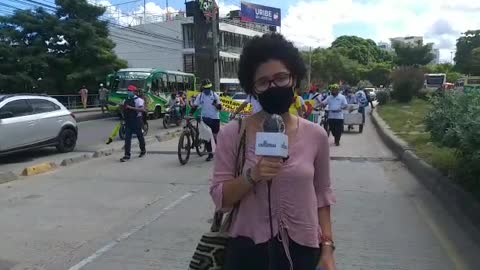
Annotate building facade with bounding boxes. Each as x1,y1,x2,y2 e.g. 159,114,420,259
387,36,440,64
182,17,268,92
377,41,392,52
109,17,189,71
110,12,270,93
390,36,423,46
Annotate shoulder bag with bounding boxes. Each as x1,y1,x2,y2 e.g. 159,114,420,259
188,119,247,270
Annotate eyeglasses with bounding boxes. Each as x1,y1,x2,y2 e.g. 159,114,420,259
254,73,292,93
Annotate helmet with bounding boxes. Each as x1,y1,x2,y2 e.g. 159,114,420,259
329,84,340,91
201,79,213,89
127,85,137,92
100,83,103,87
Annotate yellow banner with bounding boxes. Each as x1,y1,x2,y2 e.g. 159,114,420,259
187,91,316,117
187,91,252,115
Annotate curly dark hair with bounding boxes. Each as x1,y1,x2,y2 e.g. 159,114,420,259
238,33,306,95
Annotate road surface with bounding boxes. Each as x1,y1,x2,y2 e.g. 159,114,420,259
0,117,176,176
0,113,479,270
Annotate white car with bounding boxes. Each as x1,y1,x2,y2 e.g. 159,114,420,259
364,87,377,101
0,95,78,156
231,92,248,103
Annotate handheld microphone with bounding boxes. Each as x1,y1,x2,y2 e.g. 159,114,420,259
255,114,289,159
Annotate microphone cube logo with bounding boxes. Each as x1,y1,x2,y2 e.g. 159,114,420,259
258,140,276,148
255,133,289,158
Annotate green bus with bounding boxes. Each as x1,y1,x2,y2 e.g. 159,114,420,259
463,76,480,92
106,68,197,118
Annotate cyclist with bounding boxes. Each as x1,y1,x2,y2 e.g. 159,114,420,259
191,79,222,162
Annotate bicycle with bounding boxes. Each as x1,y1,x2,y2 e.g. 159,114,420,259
177,116,207,165
319,108,330,137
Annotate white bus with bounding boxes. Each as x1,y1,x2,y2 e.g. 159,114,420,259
424,73,447,91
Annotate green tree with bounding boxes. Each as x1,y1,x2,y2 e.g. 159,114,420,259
0,9,57,92
391,66,424,102
454,30,480,75
54,0,126,93
310,48,362,85
471,47,480,75
365,62,392,87
330,35,386,65
0,0,127,94
392,40,435,66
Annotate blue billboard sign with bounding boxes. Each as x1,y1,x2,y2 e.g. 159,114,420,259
240,1,281,27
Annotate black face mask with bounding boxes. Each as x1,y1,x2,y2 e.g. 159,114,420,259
257,86,294,115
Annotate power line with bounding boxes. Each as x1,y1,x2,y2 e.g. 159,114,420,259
109,23,182,44
111,0,143,7
109,28,182,48
0,2,20,10
23,0,56,9
3,0,184,45
109,33,182,52
103,10,185,35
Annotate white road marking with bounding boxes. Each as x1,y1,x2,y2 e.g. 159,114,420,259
67,191,196,270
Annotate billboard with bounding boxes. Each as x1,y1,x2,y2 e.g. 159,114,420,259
240,1,281,27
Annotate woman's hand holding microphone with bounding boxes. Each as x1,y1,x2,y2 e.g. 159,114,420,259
247,157,283,184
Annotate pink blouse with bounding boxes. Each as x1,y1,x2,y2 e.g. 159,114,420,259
210,118,335,249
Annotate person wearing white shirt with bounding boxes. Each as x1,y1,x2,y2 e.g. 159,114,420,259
192,79,222,161
321,85,348,146
232,94,263,118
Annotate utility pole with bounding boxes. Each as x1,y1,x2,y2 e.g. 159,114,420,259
166,0,169,20
143,0,146,24
307,46,312,88
212,10,220,92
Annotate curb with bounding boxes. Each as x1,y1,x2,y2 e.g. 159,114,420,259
371,109,480,236
1,129,184,182
76,113,113,123
91,128,182,157
21,162,57,176
60,154,92,166
0,171,17,184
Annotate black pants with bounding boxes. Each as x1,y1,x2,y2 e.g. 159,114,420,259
328,119,344,144
99,99,108,113
224,236,321,270
202,117,220,154
124,117,146,157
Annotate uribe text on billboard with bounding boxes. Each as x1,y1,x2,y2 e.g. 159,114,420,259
240,1,281,27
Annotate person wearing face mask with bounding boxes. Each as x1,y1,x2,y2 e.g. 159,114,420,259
321,84,348,146
292,84,307,118
192,79,222,162
211,33,336,270
120,85,147,162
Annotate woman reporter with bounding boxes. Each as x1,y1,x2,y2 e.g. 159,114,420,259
210,33,336,270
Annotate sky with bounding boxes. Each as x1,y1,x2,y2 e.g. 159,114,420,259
7,0,480,62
